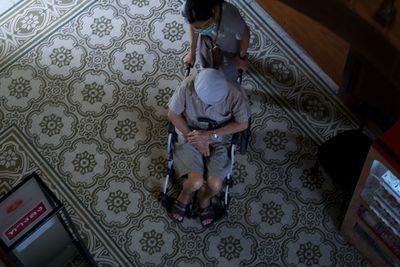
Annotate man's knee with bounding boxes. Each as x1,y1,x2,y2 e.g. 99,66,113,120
183,172,204,192
207,176,223,193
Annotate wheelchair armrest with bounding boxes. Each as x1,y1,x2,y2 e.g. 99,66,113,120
167,121,178,144
239,127,251,155
239,118,252,155
167,121,176,134
231,132,239,145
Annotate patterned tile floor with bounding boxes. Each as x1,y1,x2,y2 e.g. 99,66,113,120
0,0,371,266
0,0,21,15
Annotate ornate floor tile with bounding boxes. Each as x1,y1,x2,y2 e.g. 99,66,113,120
245,187,299,239
101,106,153,153
143,75,181,117
77,5,127,49
204,222,258,266
134,145,168,192
0,0,97,71
0,1,22,15
234,157,263,194
0,65,45,111
125,217,179,266
255,237,283,266
36,34,86,79
251,115,303,164
0,143,25,176
117,0,165,19
59,138,111,188
26,102,77,148
149,8,188,53
109,39,158,85
68,70,119,116
92,177,145,226
282,228,337,267
286,155,336,204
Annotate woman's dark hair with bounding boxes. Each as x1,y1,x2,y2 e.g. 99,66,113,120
184,0,224,23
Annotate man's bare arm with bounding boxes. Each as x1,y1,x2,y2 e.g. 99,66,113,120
168,110,210,156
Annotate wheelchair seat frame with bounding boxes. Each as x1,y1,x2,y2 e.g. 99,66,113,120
159,66,251,221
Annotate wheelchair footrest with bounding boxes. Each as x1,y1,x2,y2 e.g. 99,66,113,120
159,193,174,213
225,179,233,188
213,204,227,221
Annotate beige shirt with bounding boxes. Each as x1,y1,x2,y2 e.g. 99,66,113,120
168,74,251,131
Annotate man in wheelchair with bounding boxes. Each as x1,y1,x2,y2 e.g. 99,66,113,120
167,68,250,227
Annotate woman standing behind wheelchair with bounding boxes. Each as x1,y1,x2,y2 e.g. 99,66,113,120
182,0,250,81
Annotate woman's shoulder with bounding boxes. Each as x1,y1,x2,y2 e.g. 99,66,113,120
222,2,240,14
220,2,244,29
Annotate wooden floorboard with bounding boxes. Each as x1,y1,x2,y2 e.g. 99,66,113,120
256,0,350,85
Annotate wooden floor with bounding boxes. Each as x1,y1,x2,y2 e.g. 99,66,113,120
256,0,350,85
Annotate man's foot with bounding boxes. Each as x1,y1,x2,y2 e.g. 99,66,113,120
199,204,215,227
168,199,188,223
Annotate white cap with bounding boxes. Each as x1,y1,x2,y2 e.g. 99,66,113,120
194,68,229,106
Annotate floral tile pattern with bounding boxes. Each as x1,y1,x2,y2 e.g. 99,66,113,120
0,0,97,71
0,0,371,266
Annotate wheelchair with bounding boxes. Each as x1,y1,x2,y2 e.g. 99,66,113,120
159,66,251,221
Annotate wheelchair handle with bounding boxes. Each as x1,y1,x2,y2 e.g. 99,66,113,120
237,69,243,84
197,117,218,130
185,64,192,77
239,117,252,155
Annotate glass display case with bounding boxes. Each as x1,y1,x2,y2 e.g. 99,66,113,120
341,122,400,267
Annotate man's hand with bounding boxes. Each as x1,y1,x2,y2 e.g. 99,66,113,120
187,130,210,143
187,130,211,157
236,56,249,72
183,50,195,66
191,140,211,157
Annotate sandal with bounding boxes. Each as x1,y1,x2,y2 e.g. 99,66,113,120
199,205,215,228
168,199,189,223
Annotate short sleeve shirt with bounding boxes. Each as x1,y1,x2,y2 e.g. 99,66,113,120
181,2,246,54
168,74,251,131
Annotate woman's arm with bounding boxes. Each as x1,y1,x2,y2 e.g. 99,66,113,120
237,25,250,71
240,25,250,59
183,26,199,65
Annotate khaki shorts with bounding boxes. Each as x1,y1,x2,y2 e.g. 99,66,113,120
173,139,231,179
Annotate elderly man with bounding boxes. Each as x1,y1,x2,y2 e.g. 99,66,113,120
167,68,250,227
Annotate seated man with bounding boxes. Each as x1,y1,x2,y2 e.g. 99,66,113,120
167,68,250,227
